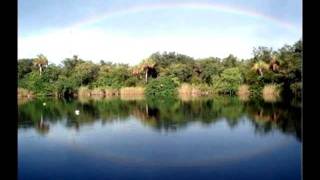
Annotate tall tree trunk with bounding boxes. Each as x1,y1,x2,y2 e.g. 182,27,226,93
39,65,42,76
258,68,263,77
145,69,148,83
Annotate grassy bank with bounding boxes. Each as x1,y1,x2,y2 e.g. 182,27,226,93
178,83,211,97
77,86,144,97
18,88,34,98
237,84,250,101
262,84,281,102
19,82,284,103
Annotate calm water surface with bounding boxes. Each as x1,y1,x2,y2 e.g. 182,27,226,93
18,97,301,180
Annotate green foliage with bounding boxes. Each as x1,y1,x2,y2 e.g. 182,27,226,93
196,58,223,84
19,71,54,96
222,54,238,68
42,65,62,83
18,59,34,79
125,76,140,87
190,76,202,85
62,55,84,72
145,77,178,99
253,46,273,62
212,67,243,95
150,52,194,70
249,83,264,98
18,39,302,99
290,82,302,97
55,75,77,96
71,62,99,86
94,65,130,89
166,63,193,83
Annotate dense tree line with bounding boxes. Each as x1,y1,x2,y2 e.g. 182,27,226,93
18,40,302,98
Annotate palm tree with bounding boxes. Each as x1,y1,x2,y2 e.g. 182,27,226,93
137,58,156,83
33,54,48,76
252,61,269,77
269,57,280,72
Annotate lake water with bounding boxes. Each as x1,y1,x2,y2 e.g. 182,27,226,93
18,97,301,180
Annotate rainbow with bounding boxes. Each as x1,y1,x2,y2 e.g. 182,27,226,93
69,2,300,32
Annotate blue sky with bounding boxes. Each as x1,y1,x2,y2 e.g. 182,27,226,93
18,0,302,65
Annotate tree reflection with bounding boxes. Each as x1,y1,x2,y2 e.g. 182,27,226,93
18,96,301,141
35,114,50,136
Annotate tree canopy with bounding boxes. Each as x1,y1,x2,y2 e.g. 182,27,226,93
18,40,302,98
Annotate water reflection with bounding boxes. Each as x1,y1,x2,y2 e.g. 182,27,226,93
18,97,301,141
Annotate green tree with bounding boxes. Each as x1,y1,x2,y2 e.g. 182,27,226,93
213,67,243,95
222,54,237,68
166,63,193,83
196,58,223,84
17,39,301,98
61,55,84,76
72,62,99,86
18,59,34,79
94,65,130,88
33,54,48,76
253,47,273,63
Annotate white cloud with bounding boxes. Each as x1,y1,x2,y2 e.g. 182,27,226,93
18,27,298,65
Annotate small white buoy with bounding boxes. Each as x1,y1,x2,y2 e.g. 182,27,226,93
75,110,80,115
43,102,46,106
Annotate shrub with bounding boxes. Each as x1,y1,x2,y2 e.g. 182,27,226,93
125,76,140,87
18,71,56,96
248,83,263,98
190,76,202,85
212,67,243,95
55,75,78,97
196,84,212,95
145,76,178,99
